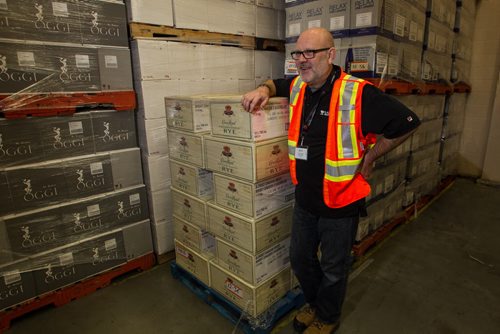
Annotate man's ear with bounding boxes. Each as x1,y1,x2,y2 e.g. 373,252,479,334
328,47,336,64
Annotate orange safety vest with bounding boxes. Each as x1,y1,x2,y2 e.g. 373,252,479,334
288,69,376,208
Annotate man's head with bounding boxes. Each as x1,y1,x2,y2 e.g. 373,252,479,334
292,28,336,89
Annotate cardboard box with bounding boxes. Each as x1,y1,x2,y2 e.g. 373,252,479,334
170,159,213,199
142,153,171,192
175,239,213,287
1,186,149,258
255,51,286,81
173,216,215,253
168,129,205,168
125,0,174,26
205,136,289,183
91,110,138,153
137,117,169,156
213,173,294,218
0,258,37,311
150,220,175,255
0,0,81,44
209,261,290,317
171,188,209,229
147,187,173,223
0,118,45,168
97,47,133,91
207,202,292,253
165,96,211,133
324,0,350,38
131,39,254,82
208,0,256,36
340,35,400,78
172,0,210,31
215,237,290,285
256,6,284,40
79,0,129,47
209,96,289,142
135,79,260,120
122,220,154,260
38,113,95,161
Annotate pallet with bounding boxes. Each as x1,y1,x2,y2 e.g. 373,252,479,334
354,176,457,258
353,214,407,257
0,253,156,333
170,262,305,334
0,91,136,119
129,23,256,49
453,82,471,93
366,78,413,95
419,82,453,95
156,250,176,265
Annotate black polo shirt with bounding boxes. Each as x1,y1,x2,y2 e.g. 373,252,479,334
274,66,420,218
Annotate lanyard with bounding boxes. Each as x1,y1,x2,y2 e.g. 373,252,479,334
299,69,339,146
299,90,326,146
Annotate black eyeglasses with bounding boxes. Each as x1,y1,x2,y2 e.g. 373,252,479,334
290,48,330,60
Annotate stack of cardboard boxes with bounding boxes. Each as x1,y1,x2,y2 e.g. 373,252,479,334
0,0,153,312
128,0,286,257
0,0,135,113
169,95,296,318
0,111,153,310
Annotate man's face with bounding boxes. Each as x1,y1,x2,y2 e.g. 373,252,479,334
294,34,335,89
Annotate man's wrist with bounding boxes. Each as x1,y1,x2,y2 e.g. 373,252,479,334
257,83,272,94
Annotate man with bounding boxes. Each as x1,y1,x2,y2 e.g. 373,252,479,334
241,28,420,334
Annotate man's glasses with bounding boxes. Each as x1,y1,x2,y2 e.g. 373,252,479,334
290,48,330,60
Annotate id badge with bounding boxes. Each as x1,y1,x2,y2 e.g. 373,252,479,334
295,146,308,160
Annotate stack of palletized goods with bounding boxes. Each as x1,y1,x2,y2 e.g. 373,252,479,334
401,95,445,208
0,0,136,116
284,0,426,82
126,0,286,257
0,0,153,312
0,110,153,311
204,95,295,319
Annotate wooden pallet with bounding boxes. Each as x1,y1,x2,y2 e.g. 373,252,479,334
129,23,256,49
354,176,457,258
156,250,176,265
453,82,471,93
170,262,305,334
0,91,136,118
0,253,156,333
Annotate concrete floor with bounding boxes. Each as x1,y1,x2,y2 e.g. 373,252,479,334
6,178,500,334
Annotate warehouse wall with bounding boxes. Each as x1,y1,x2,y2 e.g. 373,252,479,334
481,72,500,184
459,0,500,181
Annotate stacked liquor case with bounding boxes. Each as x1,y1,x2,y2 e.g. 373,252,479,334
168,94,296,320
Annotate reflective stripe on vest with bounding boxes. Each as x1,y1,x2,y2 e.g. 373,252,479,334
288,76,305,164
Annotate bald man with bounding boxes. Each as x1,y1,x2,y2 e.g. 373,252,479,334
242,28,420,334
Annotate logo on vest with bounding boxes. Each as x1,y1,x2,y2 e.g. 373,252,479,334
22,178,58,202
90,10,120,37
319,110,329,117
33,3,70,32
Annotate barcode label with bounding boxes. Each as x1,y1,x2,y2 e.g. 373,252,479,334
68,121,83,135
52,2,69,17
17,52,36,67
